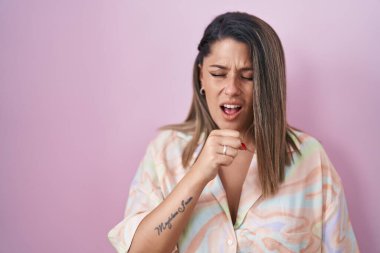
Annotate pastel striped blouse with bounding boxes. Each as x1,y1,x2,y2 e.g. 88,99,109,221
108,129,359,252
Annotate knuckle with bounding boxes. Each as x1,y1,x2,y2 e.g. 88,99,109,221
208,135,217,142
211,129,220,135
229,130,239,137
226,157,233,164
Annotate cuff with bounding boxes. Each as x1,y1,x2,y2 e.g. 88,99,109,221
108,212,149,253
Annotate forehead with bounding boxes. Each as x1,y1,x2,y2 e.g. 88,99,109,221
204,38,252,67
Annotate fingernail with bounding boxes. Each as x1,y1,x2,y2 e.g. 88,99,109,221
240,142,247,150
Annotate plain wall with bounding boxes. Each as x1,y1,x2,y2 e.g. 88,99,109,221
1,0,379,252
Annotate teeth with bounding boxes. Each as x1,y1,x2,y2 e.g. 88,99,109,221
223,104,241,109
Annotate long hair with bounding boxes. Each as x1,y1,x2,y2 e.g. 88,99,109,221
161,12,301,197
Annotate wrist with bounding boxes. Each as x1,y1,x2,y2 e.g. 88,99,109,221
188,167,209,188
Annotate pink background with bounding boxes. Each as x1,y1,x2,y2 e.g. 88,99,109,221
1,0,379,252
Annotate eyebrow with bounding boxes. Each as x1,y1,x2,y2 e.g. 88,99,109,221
209,64,253,71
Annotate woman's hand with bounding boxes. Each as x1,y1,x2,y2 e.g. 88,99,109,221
191,129,242,183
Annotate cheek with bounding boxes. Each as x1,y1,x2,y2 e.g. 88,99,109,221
243,89,254,113
205,96,219,112
203,93,221,117
246,86,254,102
204,75,224,91
203,82,221,110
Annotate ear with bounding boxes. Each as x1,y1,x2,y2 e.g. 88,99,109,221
198,64,204,84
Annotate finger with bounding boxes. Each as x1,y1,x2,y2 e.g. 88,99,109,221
216,154,234,166
217,136,242,149
209,129,240,138
217,144,238,158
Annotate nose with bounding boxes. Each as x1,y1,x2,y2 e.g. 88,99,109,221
224,76,241,96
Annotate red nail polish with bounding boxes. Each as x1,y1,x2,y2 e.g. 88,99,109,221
240,142,247,150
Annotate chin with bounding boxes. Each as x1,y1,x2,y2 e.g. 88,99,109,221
216,122,243,131
212,108,252,132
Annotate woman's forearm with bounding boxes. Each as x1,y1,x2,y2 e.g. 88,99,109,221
128,169,208,253
129,130,241,253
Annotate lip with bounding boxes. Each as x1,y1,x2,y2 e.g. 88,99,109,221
219,101,243,107
220,103,243,121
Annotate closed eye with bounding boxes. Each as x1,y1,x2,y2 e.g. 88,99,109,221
210,73,226,78
210,73,253,81
241,76,253,81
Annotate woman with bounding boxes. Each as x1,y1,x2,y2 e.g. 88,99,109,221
108,12,359,253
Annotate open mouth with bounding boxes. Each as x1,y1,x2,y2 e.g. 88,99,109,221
220,104,242,118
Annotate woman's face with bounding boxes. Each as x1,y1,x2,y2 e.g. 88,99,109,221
199,38,254,133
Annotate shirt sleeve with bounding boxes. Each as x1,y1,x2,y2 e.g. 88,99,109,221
320,146,360,253
107,142,179,253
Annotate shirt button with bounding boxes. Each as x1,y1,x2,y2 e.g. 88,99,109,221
227,239,233,246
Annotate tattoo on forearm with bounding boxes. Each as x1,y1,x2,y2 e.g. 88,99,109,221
154,196,193,236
